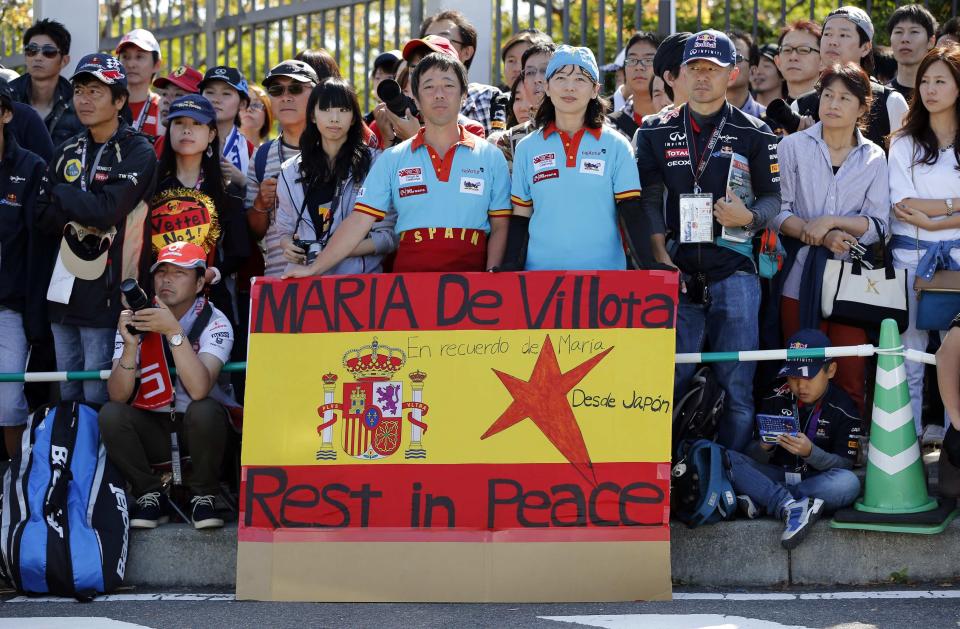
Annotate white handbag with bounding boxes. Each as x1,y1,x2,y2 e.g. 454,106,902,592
820,218,909,332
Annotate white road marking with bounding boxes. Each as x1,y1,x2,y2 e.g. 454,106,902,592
3,590,960,604
539,615,811,629
2,593,235,603
0,619,152,628
674,590,960,601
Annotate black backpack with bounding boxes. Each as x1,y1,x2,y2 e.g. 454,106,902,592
1,402,129,600
672,366,725,447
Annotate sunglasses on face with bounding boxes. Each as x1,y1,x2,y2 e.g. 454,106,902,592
267,83,307,97
24,43,60,58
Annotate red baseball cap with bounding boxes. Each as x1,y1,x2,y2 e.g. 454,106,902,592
402,35,458,62
153,65,203,93
151,242,207,273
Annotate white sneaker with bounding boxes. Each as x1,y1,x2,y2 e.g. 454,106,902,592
922,424,947,446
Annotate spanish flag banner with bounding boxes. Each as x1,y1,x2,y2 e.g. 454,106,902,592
237,270,677,601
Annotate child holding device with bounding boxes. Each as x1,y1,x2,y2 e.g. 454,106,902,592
726,329,863,549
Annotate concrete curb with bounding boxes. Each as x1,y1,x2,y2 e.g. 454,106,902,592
126,517,960,589
128,524,238,588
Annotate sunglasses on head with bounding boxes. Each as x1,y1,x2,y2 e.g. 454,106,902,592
24,43,60,59
267,83,307,97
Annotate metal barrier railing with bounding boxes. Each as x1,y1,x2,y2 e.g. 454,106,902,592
7,1,960,110
0,344,936,382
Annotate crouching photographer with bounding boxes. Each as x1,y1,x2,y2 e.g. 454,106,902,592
98,242,235,531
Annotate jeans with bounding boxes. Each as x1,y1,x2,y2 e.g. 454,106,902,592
51,323,116,405
675,271,760,452
0,308,29,426
727,449,861,515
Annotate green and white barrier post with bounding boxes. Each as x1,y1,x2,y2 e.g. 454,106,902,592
831,319,956,534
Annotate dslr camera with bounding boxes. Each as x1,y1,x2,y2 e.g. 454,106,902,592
293,239,322,265
377,79,419,118
120,278,150,335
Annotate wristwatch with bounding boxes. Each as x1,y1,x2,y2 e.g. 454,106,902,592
947,198,955,216
168,331,185,347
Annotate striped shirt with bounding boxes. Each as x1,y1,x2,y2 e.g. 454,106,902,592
246,137,301,277
775,122,889,299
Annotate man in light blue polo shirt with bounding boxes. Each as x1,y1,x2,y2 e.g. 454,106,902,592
284,52,511,276
504,46,658,271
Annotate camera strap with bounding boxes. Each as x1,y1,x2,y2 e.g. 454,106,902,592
296,177,344,246
164,300,213,486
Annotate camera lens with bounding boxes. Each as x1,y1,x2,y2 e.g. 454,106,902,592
120,278,150,312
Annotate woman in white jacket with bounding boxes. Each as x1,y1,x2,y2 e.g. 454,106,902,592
888,47,960,441
276,79,397,276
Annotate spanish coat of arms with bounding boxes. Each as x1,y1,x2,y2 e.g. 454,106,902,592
315,338,429,460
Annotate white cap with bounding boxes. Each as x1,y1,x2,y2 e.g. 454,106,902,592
116,29,161,58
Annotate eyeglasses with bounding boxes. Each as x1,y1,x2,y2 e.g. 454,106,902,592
266,83,307,97
623,57,655,68
24,43,60,59
780,45,820,56
522,67,548,80
245,102,265,112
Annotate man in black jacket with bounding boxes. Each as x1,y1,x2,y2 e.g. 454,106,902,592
0,84,47,458
36,53,157,405
635,30,781,452
8,19,83,149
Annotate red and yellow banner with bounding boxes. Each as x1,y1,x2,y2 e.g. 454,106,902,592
238,271,677,602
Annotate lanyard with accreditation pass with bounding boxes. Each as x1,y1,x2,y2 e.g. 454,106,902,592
677,107,727,245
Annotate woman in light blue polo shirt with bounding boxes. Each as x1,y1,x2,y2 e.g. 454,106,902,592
504,46,656,271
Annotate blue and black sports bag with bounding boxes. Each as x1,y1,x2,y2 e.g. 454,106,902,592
0,402,129,599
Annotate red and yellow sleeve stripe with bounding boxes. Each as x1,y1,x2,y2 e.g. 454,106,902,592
510,195,533,208
488,208,513,217
353,202,386,220
614,189,642,202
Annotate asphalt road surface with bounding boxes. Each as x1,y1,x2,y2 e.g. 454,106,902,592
3,587,960,628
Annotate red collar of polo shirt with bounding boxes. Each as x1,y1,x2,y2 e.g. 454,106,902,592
543,123,602,167
410,125,476,182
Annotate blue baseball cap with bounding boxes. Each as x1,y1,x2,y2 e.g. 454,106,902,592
682,30,737,68
71,53,128,88
778,329,833,379
546,45,600,83
167,94,216,125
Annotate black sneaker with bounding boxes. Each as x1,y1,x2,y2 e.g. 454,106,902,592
190,495,224,530
131,491,169,529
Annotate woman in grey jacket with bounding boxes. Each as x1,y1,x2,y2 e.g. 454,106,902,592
276,79,397,276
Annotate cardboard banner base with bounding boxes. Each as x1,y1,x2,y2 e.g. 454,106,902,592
236,540,671,602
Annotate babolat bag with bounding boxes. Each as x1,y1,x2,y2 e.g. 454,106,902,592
671,439,737,527
0,402,130,600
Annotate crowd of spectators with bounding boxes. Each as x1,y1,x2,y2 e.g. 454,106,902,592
1,6,959,543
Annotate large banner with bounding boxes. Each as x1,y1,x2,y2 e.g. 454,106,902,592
237,270,678,601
